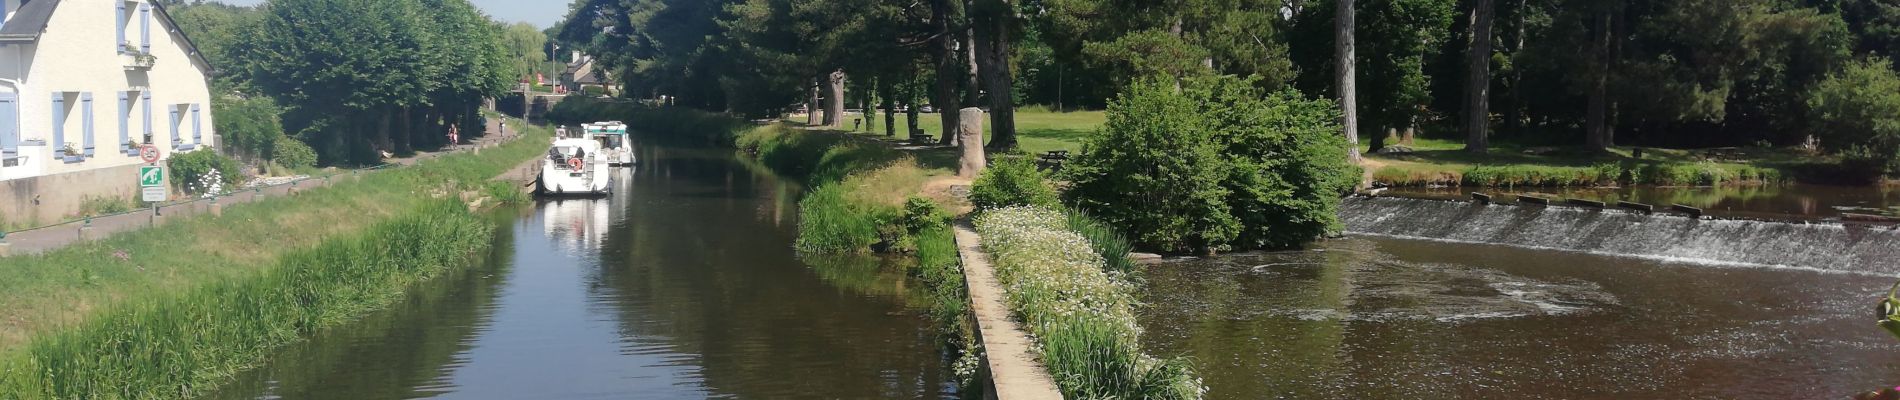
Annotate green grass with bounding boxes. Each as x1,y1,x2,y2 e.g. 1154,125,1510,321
0,119,551,397
805,109,1104,155
0,201,493,399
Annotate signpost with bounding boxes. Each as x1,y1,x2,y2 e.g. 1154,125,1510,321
139,166,167,202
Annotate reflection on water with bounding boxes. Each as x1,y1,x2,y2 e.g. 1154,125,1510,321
1390,184,1900,220
1140,237,1900,399
207,145,954,399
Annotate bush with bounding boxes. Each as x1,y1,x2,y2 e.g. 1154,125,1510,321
272,136,318,169
169,150,243,195
213,95,286,161
1809,57,1900,179
1064,75,1354,253
970,157,1058,211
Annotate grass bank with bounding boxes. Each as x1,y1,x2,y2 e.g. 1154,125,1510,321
0,120,550,398
797,108,1103,155
974,206,1199,399
1365,142,1816,187
0,202,491,398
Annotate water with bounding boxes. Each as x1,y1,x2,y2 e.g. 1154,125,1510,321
1138,236,1900,399
1388,184,1900,221
205,146,955,399
1338,196,1900,274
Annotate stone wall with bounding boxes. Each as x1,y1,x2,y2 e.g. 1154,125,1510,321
0,163,144,228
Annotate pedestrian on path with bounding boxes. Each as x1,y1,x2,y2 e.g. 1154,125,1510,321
447,124,460,149
499,120,508,137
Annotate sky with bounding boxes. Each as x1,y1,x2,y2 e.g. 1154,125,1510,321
212,0,571,29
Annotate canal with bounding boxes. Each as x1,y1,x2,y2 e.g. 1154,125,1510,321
206,145,956,399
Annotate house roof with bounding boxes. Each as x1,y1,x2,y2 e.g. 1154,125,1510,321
0,0,60,42
566,59,607,85
0,0,214,72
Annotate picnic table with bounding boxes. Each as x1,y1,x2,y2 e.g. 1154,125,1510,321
1037,150,1071,170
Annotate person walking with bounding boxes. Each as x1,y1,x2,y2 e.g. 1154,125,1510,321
447,124,461,149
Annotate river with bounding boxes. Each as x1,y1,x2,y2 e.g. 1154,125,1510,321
205,145,956,399
1138,235,1900,399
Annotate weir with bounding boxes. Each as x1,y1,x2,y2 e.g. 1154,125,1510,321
1339,196,1900,275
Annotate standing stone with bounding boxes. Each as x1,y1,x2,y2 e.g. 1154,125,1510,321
958,107,986,178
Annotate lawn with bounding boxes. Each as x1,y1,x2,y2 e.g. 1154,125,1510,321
793,108,1105,155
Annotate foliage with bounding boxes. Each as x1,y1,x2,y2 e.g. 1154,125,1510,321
1373,161,1788,187
1062,77,1236,253
794,184,894,254
237,0,510,165
975,207,1202,399
1808,57,1900,179
272,137,318,170
969,157,1059,211
1065,76,1354,252
169,151,243,195
212,94,285,162
1063,209,1137,276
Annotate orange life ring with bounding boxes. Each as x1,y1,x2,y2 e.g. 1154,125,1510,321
567,157,583,170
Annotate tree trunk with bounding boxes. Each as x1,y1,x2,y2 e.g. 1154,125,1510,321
963,0,981,107
1336,0,1362,163
907,90,923,140
1463,0,1494,153
1584,11,1611,151
824,69,846,128
807,78,820,125
979,0,1017,151
933,0,963,145
882,81,897,136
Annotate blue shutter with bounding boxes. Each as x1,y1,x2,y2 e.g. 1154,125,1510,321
0,93,15,155
116,2,127,53
139,4,151,54
119,92,131,155
169,106,180,149
82,93,94,157
51,93,63,153
141,91,152,145
190,104,201,146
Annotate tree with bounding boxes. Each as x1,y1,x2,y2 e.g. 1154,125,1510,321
1464,0,1495,153
1336,0,1361,162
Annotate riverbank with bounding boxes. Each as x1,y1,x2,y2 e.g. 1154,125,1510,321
0,120,551,398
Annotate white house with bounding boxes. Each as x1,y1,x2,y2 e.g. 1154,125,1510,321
0,0,217,224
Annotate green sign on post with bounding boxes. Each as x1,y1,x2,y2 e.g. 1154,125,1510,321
140,166,167,202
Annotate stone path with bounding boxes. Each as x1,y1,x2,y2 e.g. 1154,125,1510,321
953,219,1065,400
0,118,521,256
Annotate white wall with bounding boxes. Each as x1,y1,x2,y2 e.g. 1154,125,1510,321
8,0,216,179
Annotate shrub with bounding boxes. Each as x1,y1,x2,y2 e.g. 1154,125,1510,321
169,150,243,195
1809,57,1900,179
903,196,951,233
970,157,1058,211
1065,75,1355,253
272,136,318,169
213,95,286,162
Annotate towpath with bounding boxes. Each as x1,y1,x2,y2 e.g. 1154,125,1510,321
0,118,521,256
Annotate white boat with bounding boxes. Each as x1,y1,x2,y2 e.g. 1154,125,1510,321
536,137,612,196
584,121,635,166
